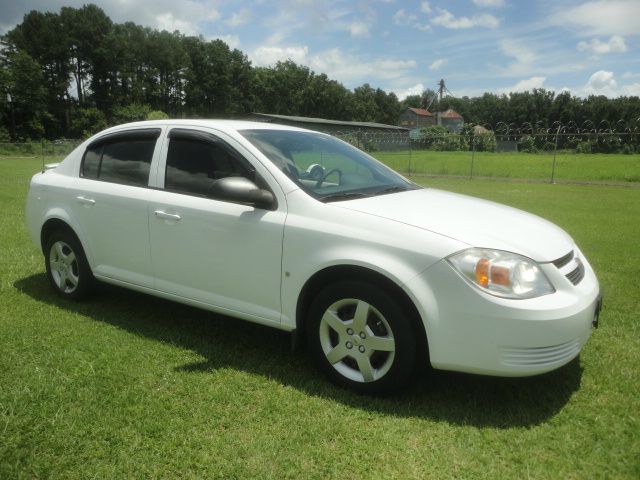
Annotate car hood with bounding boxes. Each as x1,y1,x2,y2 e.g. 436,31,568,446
335,188,574,262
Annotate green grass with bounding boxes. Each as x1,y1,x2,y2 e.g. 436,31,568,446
1,158,639,478
373,150,640,184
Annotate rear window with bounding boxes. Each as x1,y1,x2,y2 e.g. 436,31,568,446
81,129,160,187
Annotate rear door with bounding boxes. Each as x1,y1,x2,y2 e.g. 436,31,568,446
148,128,286,324
71,128,162,287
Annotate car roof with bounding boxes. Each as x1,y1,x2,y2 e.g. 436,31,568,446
98,119,313,137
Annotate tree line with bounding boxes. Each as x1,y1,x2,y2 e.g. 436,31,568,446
1,4,639,141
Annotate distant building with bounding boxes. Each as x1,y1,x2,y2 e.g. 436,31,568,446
398,108,436,130
439,109,464,133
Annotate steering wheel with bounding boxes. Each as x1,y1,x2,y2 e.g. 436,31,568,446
315,168,343,188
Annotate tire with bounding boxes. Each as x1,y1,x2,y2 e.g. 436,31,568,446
306,280,417,394
44,229,94,300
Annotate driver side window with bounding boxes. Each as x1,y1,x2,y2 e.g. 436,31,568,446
164,130,254,197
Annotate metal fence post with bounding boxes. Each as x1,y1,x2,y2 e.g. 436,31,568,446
408,136,412,176
550,124,561,184
470,136,476,180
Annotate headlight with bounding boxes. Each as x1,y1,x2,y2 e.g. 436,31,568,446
447,248,555,299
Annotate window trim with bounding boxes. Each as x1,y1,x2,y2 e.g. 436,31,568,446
80,128,162,186
162,128,277,209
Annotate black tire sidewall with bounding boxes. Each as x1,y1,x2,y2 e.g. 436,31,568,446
306,280,417,394
44,230,94,301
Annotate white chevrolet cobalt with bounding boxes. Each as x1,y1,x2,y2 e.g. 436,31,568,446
26,120,602,393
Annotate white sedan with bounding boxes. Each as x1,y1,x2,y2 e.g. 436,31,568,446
25,120,602,393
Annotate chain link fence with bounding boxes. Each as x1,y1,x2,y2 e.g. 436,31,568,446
330,119,640,185
2,120,639,185
0,140,83,162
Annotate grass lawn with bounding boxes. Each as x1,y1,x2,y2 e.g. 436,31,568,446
1,158,639,478
373,150,640,184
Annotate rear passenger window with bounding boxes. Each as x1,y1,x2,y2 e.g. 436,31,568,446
165,130,254,197
81,129,160,187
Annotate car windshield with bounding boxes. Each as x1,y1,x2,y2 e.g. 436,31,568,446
240,129,419,202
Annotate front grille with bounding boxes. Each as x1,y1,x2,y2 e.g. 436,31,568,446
566,261,586,285
550,250,585,286
552,251,574,268
501,338,581,367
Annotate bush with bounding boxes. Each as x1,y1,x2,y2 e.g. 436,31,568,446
70,107,108,138
112,103,152,124
518,135,537,153
417,125,469,151
576,141,593,154
146,110,169,120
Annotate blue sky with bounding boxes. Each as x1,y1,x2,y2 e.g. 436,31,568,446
1,0,639,99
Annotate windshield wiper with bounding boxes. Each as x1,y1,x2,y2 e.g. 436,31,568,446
320,192,373,203
374,185,411,196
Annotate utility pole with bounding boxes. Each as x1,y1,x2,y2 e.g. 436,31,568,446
436,79,445,126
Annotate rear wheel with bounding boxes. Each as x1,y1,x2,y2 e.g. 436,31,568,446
307,280,417,394
44,230,94,300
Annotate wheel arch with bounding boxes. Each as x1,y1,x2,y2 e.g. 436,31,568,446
295,264,429,362
41,217,84,256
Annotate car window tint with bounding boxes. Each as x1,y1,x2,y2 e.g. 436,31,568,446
98,139,155,186
165,136,253,197
82,147,101,179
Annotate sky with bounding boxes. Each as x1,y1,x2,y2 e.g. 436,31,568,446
1,0,639,99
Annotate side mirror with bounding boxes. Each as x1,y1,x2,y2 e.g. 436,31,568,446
208,176,276,210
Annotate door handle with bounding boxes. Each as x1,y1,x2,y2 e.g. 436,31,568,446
154,210,182,221
76,195,95,206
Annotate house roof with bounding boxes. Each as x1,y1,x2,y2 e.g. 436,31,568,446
441,109,463,119
407,107,434,117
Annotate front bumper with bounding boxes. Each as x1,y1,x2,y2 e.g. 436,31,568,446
405,251,601,377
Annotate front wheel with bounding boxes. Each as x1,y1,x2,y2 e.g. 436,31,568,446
44,230,94,300
306,281,417,394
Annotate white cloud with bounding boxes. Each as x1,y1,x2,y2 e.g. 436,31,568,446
349,21,370,38
472,0,506,7
393,7,431,30
393,9,417,25
394,83,425,101
309,48,417,84
430,58,447,71
552,0,640,36
583,70,618,96
209,34,241,49
155,12,199,35
502,76,546,93
226,8,251,27
251,45,310,67
249,44,417,86
622,72,640,79
420,1,432,14
573,70,640,97
577,35,627,55
431,8,499,29
499,39,538,76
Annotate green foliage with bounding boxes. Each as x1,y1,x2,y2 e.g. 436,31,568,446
146,110,169,120
416,125,469,151
576,141,593,154
69,107,108,138
518,135,537,153
461,124,496,152
0,127,10,142
112,103,152,123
